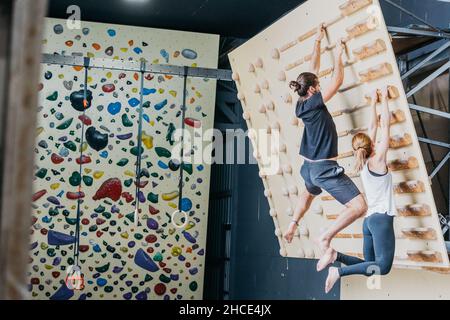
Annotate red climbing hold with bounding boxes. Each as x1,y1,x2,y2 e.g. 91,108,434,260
92,178,122,201
78,114,92,126
96,230,103,238
102,84,116,93
51,153,64,164
40,228,48,236
145,234,157,243
147,247,154,254
66,191,85,200
52,271,60,278
149,205,160,215
154,283,166,296
32,189,47,202
170,288,177,294
76,155,91,165
121,192,134,203
96,218,106,225
145,74,154,81
81,218,90,225
134,180,149,188
79,245,89,252
30,278,40,285
184,117,201,128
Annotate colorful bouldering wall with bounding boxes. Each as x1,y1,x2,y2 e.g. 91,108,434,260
29,18,219,300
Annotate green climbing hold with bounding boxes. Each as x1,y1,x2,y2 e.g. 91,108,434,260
104,286,114,293
47,248,56,257
151,172,159,178
155,147,171,158
147,192,158,204
145,274,153,282
49,207,59,216
64,141,77,152
122,114,133,127
130,146,143,156
95,262,110,273
35,168,47,179
83,175,93,186
182,163,193,175
124,179,133,187
125,212,134,222
102,212,111,219
117,158,129,167
69,171,81,187
189,281,198,292
134,233,143,240
47,91,58,101
153,252,163,262
159,274,171,284
65,217,78,225
94,205,106,213
56,118,73,130
67,257,74,265
166,123,176,146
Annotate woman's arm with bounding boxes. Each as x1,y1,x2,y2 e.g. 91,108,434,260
374,87,391,164
368,89,379,143
322,40,345,103
309,24,325,75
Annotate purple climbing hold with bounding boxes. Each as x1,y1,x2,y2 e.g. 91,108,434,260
48,230,76,246
112,266,123,273
182,231,196,244
50,283,74,300
136,291,148,300
123,292,132,300
146,218,159,230
134,248,159,272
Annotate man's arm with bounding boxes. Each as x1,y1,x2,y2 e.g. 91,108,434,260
309,24,325,75
322,40,345,103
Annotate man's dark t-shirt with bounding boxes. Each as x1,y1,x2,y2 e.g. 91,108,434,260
295,92,338,160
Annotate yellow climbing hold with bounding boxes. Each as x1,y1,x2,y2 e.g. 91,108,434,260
87,52,95,58
50,183,60,190
162,191,179,201
106,72,112,79
58,74,64,79
44,264,54,270
120,232,129,239
150,121,155,126
93,171,104,179
71,205,76,210
169,90,177,97
168,202,177,209
87,76,93,83
168,228,175,235
120,48,128,52
185,221,195,231
152,59,159,64
80,142,88,152
36,127,44,136
158,88,165,94
84,168,92,174
142,131,153,149
120,247,128,253
195,91,203,98
124,170,135,177
171,246,182,257
191,63,198,67
132,88,138,94
113,56,120,60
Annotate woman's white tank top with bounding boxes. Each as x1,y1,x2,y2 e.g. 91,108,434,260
360,162,397,217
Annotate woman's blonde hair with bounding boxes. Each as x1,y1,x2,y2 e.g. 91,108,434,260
352,133,373,172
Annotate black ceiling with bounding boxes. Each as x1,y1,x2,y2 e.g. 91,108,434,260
47,0,307,39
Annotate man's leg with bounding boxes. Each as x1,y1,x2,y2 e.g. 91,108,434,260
317,194,367,252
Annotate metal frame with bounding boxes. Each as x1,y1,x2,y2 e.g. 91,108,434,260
41,53,233,81
386,0,450,222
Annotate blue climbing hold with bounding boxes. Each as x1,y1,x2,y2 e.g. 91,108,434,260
50,283,74,300
154,99,168,111
48,230,76,246
128,98,140,108
181,198,193,212
134,248,159,272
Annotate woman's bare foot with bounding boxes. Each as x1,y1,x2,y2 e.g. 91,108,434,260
325,267,340,294
316,248,337,272
315,231,331,253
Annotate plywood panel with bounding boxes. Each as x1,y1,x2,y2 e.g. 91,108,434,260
228,0,449,270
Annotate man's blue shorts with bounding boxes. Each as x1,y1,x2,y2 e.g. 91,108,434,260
300,160,361,205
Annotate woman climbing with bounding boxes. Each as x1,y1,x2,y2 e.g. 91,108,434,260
283,24,367,258
317,87,397,294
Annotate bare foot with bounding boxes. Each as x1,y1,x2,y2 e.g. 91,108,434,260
325,267,340,294
316,248,337,272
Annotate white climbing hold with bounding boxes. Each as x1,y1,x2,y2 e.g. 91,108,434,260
286,207,294,216
248,130,257,141
269,209,277,217
266,101,275,111
291,117,299,126
266,125,272,134
261,79,269,90
254,84,261,93
242,111,251,121
278,71,287,81
279,143,287,153
271,122,280,131
264,189,272,198
283,164,293,175
289,186,298,196
232,72,240,82
305,248,315,258
259,170,267,179
282,187,289,196
248,63,255,73
253,150,261,160
299,225,309,237
237,92,245,101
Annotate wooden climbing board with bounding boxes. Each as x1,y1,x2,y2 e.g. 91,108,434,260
228,0,450,270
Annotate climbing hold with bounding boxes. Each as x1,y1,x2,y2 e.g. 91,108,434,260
232,72,240,82
242,112,251,121
181,49,197,60
184,118,201,129
162,191,179,201
264,189,272,198
107,102,121,115
258,104,267,114
155,147,171,158
92,178,122,201
286,208,293,216
271,48,280,59
248,63,255,73
269,209,277,217
69,90,93,112
255,57,264,69
237,92,245,101
261,80,269,90
254,84,261,93
85,127,108,151
135,248,159,272
284,93,293,104
56,118,73,130
48,230,76,246
278,71,286,81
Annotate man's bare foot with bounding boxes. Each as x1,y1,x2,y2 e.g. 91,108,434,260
317,248,337,272
325,267,340,294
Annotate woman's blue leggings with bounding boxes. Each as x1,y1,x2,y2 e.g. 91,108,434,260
336,213,395,277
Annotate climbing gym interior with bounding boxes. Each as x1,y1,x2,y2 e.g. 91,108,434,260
1,0,450,305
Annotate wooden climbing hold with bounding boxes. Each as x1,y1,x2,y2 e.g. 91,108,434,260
264,189,272,198
394,180,425,194
388,157,418,171
231,72,240,82
255,57,264,69
407,250,443,263
284,93,293,104
258,104,267,114
271,48,280,59
283,164,293,175
397,204,431,217
248,63,255,73
242,111,251,121
278,71,287,81
254,84,261,93
269,209,277,217
261,79,269,90
401,228,437,240
389,133,412,149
